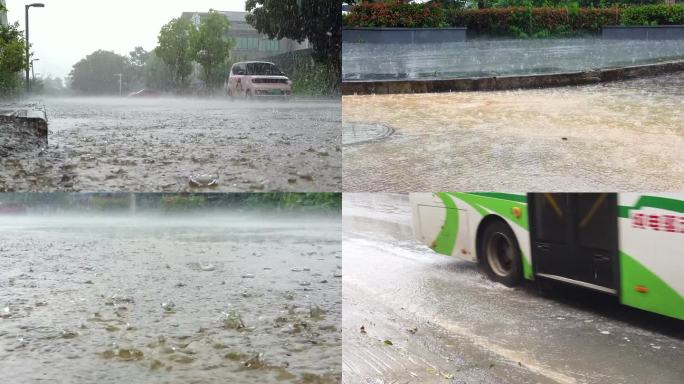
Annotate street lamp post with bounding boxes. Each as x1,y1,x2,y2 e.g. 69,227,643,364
114,73,122,97
25,3,45,94
31,58,39,82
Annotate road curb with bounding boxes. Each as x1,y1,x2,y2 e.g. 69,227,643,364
0,108,48,155
0,108,48,136
341,60,684,95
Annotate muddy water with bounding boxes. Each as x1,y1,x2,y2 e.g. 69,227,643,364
343,73,684,192
343,38,684,80
0,97,341,192
0,214,342,383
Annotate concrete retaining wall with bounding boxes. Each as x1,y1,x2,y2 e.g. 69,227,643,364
341,60,684,95
343,27,467,44
0,110,48,136
0,109,48,155
603,25,684,40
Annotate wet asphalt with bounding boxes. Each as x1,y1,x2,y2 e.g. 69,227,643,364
0,97,341,192
0,213,342,383
342,193,684,384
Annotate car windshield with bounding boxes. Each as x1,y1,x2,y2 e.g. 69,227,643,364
245,63,284,76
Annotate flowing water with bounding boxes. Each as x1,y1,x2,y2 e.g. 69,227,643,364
343,38,684,80
342,194,684,384
343,72,684,192
0,213,342,383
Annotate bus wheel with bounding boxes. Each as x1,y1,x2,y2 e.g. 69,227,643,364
480,220,522,287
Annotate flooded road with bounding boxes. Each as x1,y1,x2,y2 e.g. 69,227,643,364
0,97,341,192
343,73,684,192
342,194,684,384
0,213,341,383
343,38,684,81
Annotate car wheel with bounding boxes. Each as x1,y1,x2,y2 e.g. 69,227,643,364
478,219,522,287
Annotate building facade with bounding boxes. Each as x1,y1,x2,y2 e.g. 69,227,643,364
180,11,308,61
0,0,8,26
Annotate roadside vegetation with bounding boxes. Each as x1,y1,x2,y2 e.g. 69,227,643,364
245,0,341,95
0,193,342,212
8,1,340,98
0,20,27,98
66,2,341,97
290,60,338,96
344,1,684,38
68,10,234,96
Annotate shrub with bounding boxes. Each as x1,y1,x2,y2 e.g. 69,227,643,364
345,3,684,37
242,193,341,211
621,4,684,25
491,0,662,6
160,195,207,211
344,2,449,28
268,49,339,96
447,7,621,37
90,196,130,211
290,60,338,96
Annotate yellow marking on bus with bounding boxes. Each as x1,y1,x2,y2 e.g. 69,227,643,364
579,193,607,228
544,193,563,218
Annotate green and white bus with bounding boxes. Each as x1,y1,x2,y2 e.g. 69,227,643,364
410,193,684,320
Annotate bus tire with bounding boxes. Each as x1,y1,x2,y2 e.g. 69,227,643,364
479,220,522,287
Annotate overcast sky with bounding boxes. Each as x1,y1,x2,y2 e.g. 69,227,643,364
5,0,247,79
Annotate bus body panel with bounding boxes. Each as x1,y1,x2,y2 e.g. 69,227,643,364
410,193,684,321
618,194,684,320
411,193,474,262
410,192,532,279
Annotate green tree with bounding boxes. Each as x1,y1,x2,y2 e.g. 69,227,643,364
144,51,175,91
69,50,132,95
0,22,27,97
192,10,235,90
155,18,197,89
128,46,149,90
129,46,149,68
245,0,341,74
40,75,67,96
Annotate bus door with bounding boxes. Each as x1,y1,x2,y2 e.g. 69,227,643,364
529,193,619,294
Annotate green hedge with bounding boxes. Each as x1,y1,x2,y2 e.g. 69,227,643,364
621,4,684,25
267,49,339,96
90,196,130,210
241,193,341,211
448,7,621,37
345,3,684,38
160,195,207,211
344,3,448,28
